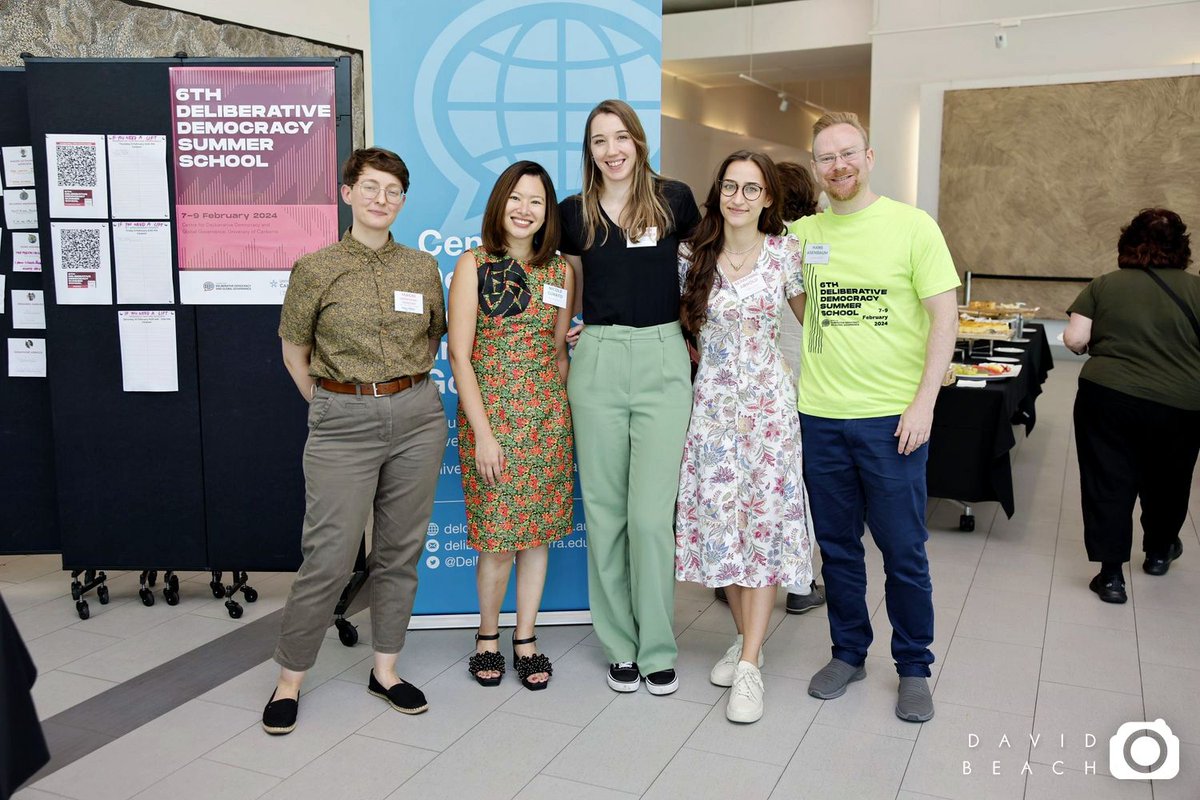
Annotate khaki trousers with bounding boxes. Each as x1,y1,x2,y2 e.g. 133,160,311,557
274,378,446,671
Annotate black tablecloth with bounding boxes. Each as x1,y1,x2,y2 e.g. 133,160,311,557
1,596,50,799
928,325,1055,517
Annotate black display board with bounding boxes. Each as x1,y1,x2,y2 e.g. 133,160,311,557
0,68,60,554
23,57,352,571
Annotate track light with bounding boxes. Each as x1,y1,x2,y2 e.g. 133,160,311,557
778,93,789,112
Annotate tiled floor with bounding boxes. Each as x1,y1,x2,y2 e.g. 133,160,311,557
5,356,1199,800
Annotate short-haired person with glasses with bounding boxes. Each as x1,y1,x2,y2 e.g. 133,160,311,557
263,147,447,734
676,151,813,723
788,112,960,723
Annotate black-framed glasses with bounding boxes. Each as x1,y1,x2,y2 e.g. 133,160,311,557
357,181,405,204
718,180,763,201
814,147,865,167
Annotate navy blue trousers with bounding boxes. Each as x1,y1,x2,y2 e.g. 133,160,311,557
800,414,935,677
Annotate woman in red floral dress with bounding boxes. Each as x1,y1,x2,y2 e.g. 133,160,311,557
448,161,575,690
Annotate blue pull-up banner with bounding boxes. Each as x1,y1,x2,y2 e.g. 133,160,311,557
369,0,664,620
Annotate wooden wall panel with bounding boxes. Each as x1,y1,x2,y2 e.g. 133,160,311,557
939,76,1200,316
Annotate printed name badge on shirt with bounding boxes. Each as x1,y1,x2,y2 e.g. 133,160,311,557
626,226,658,248
394,291,423,314
542,284,568,308
804,243,831,265
733,272,767,299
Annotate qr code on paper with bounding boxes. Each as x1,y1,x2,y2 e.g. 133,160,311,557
56,143,97,187
61,228,102,270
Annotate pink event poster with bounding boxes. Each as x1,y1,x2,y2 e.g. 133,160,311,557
170,66,338,304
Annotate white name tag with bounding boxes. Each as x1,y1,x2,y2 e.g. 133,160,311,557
394,291,423,314
626,226,658,248
542,284,568,308
733,272,767,299
804,243,831,264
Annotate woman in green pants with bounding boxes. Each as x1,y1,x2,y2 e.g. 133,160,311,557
558,99,700,695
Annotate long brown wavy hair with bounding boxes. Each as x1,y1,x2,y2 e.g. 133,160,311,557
680,151,785,336
579,99,672,249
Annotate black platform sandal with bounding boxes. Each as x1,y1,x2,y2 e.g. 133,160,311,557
512,634,552,691
468,632,505,686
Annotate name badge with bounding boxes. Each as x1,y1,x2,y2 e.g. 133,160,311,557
804,243,831,265
542,284,568,308
394,291,423,314
733,272,767,299
626,226,658,248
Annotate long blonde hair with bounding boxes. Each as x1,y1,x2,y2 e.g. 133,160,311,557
579,99,672,249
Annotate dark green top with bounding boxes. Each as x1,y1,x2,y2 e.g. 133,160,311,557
1067,268,1200,410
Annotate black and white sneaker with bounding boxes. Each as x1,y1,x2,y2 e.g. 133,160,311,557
645,668,678,696
607,661,640,692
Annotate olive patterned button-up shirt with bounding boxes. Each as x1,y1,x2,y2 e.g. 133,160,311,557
279,231,447,383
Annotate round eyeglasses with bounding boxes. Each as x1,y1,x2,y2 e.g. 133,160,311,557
718,180,763,201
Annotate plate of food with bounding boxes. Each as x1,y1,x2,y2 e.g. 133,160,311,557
950,362,1022,380
959,301,1041,318
957,319,1015,340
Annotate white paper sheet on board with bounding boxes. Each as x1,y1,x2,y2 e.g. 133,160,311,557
118,310,178,392
12,232,41,272
46,133,109,219
7,337,46,378
1,145,35,187
2,188,38,229
12,290,46,330
108,135,169,219
113,221,175,304
50,221,113,305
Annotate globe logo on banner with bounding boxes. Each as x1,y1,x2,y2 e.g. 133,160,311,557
415,0,661,231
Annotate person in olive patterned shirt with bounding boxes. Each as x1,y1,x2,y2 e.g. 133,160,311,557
263,148,446,735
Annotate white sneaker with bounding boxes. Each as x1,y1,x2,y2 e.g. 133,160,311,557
709,635,764,687
726,661,765,723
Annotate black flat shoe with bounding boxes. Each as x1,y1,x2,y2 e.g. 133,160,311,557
1089,573,1127,604
1143,539,1183,576
261,689,298,735
467,632,505,687
368,669,428,714
512,634,552,691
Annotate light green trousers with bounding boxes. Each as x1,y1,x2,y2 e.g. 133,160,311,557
567,322,692,674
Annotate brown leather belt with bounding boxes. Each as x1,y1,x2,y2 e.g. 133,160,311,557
319,373,428,397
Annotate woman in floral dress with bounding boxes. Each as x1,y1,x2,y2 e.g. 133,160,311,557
448,161,574,690
676,151,812,723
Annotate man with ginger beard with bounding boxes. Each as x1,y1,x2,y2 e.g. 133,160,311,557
787,111,959,722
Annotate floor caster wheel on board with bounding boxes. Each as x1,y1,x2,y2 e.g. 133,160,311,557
163,588,180,606
225,600,243,619
71,582,82,601
959,514,976,532
167,575,180,594
139,588,155,607
241,587,258,603
336,618,358,647
97,585,110,605
147,570,158,587
76,600,90,620
210,580,225,599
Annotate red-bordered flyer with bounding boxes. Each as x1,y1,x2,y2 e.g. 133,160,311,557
170,66,338,304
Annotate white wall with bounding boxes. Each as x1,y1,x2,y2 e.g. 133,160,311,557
869,0,1200,209
143,0,374,137
663,0,872,60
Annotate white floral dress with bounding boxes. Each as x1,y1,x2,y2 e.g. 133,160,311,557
675,234,813,588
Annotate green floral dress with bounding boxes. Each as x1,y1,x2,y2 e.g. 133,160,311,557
458,248,574,552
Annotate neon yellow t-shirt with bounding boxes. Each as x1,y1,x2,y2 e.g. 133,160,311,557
787,197,960,419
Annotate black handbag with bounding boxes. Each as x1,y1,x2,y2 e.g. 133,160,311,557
1139,267,1200,348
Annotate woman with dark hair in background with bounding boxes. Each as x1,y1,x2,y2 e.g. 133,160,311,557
1064,208,1200,604
559,99,701,695
448,160,574,690
675,151,813,723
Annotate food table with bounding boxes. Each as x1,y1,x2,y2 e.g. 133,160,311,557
927,323,1055,528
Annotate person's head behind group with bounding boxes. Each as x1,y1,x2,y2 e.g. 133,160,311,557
1118,208,1192,271
775,160,819,223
